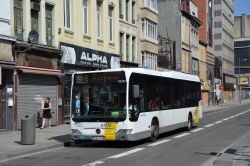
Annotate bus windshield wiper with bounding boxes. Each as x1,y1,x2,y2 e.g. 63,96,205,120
72,115,125,122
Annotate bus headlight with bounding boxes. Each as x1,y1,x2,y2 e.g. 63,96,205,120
116,129,133,140
71,129,82,135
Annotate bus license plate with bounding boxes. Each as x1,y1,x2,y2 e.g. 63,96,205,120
92,136,105,141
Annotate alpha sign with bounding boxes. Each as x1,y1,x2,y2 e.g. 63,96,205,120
60,43,120,69
81,52,107,64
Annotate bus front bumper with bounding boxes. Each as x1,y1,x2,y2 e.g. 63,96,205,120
71,129,148,141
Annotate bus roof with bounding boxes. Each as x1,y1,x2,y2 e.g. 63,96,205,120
73,68,200,83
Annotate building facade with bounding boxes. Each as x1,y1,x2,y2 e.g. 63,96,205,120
0,0,16,131
214,0,235,103
119,0,139,67
234,15,250,74
140,0,158,70
194,0,215,106
11,0,63,129
58,0,120,121
158,0,201,74
158,0,182,71
234,15,250,102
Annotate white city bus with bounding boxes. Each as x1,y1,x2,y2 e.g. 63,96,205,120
70,68,202,142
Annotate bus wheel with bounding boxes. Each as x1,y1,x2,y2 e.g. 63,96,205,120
187,114,193,130
150,119,159,142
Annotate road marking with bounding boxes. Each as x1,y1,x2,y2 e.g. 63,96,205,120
215,120,223,124
223,118,229,121
173,133,190,139
0,147,64,163
82,160,104,166
108,148,144,159
191,128,204,133
204,124,215,128
147,139,171,147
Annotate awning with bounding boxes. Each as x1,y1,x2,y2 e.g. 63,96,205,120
16,66,65,76
0,61,16,69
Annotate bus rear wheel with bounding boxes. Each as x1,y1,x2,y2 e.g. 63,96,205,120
150,119,159,142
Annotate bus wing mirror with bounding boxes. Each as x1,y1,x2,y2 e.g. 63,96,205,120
133,85,140,99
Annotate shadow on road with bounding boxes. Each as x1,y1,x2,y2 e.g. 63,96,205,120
62,127,193,149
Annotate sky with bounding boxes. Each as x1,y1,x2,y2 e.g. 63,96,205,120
234,0,250,16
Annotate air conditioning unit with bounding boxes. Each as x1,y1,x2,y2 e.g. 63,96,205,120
30,2,40,11
120,15,123,19
132,20,135,24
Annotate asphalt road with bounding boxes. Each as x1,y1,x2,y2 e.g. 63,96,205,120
3,103,250,166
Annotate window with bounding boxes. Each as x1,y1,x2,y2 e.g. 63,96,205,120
132,2,136,23
83,0,88,34
97,1,102,38
126,35,130,61
119,0,123,18
64,0,71,28
14,0,23,40
214,21,222,28
208,0,213,47
214,33,222,39
214,0,221,4
132,37,136,62
215,44,222,50
144,0,157,13
108,6,114,42
141,19,158,43
129,73,201,114
214,10,221,16
31,10,39,32
126,0,129,21
46,4,53,46
143,52,157,70
120,33,124,58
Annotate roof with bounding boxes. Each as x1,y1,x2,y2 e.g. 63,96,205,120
74,68,200,83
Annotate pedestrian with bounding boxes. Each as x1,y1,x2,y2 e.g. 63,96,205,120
215,95,219,106
40,97,52,129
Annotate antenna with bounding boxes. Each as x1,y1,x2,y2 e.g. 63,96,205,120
28,30,39,44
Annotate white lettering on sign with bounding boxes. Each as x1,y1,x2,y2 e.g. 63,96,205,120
81,52,108,64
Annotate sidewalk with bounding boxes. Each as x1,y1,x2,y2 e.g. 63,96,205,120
0,124,71,162
0,99,250,164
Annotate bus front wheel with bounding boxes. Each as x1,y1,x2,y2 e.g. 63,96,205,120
187,114,193,130
150,119,159,142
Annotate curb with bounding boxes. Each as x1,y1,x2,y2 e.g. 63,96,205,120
0,142,64,163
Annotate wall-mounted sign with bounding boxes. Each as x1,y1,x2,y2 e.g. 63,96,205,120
60,43,120,69
237,76,249,86
0,66,1,85
223,73,236,90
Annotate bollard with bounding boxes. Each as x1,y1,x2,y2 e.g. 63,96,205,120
21,113,36,145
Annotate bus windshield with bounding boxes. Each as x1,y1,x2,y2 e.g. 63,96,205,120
71,71,127,122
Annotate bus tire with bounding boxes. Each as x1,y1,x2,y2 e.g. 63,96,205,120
187,114,193,131
149,119,159,142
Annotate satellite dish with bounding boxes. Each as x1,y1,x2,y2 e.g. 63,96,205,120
28,30,39,44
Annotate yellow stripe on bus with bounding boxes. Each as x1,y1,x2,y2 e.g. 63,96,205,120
195,106,199,125
104,122,117,140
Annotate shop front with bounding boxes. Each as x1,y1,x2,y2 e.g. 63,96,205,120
201,81,211,106
223,74,236,103
13,42,62,129
0,38,15,131
60,43,120,121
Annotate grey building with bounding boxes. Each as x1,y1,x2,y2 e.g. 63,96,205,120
157,0,182,71
214,0,234,77
234,15,250,74
214,0,235,103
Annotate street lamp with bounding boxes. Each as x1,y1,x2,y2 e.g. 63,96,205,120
238,58,247,104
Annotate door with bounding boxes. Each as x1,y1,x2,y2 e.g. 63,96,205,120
0,87,4,130
17,74,58,129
